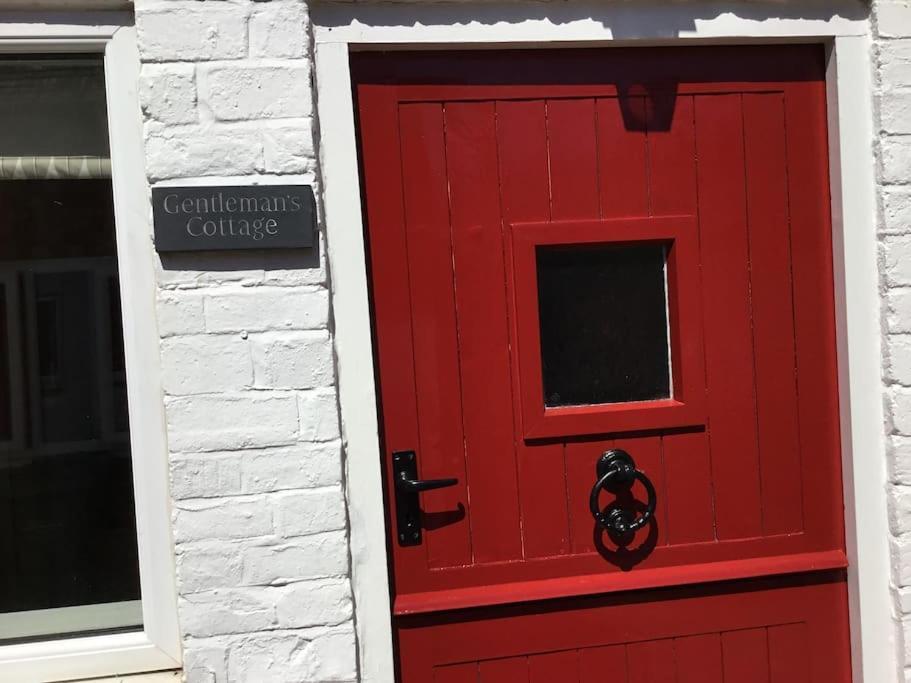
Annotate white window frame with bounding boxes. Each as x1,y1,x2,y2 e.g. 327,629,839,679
0,12,180,681
314,3,894,683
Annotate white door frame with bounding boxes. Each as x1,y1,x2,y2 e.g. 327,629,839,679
314,4,891,682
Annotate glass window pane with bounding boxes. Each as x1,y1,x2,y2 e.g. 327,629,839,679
536,243,672,407
0,57,141,642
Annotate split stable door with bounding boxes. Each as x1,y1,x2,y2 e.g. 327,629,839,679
354,46,852,681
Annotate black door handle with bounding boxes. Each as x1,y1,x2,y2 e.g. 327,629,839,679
392,450,458,546
396,470,458,493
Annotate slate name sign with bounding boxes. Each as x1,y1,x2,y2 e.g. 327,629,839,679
152,185,316,252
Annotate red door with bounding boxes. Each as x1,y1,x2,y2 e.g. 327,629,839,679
355,45,852,681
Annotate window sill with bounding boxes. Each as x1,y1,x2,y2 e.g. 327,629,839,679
0,630,180,682
72,671,182,683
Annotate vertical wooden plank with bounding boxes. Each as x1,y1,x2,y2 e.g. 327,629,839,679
497,99,570,558
445,101,523,563
784,80,844,549
663,431,716,544
435,662,479,683
597,96,649,218
543,97,602,556
674,633,723,683
398,102,472,568
356,85,429,593
694,93,763,540
529,650,579,683
628,640,676,683
768,622,809,683
546,98,600,220
479,657,527,683
742,93,804,536
721,628,770,683
647,95,697,216
580,645,628,683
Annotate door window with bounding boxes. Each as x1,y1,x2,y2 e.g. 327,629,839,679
0,57,140,642
511,216,705,439
537,242,671,407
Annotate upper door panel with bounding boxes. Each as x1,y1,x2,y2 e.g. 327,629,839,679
354,46,844,606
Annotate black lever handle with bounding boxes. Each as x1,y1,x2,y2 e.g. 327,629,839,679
396,470,458,494
392,450,459,546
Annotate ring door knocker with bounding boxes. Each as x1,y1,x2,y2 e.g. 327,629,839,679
589,449,657,535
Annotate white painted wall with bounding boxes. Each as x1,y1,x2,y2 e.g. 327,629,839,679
873,3,911,683
134,1,356,681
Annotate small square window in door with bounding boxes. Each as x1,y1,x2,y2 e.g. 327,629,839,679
510,216,706,439
537,243,671,407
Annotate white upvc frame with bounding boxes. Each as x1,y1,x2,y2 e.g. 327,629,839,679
314,3,894,682
0,14,181,682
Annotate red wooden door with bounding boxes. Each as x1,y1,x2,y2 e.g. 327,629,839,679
355,45,851,681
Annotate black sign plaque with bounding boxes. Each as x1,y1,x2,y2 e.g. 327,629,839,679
152,185,316,252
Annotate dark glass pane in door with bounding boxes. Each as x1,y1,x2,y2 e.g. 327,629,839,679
536,243,671,407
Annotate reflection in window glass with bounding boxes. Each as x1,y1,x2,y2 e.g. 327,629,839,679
0,57,141,642
536,243,672,407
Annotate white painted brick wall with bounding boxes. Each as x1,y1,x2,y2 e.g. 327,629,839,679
875,2,911,680
134,1,356,680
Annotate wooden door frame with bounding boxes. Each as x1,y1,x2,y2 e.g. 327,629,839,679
313,3,888,682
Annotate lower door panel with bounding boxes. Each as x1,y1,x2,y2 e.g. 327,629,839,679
396,573,851,682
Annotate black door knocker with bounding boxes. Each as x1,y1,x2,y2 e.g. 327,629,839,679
589,449,657,535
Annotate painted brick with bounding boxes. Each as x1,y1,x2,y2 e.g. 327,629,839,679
880,2,911,39
895,534,911,586
298,388,342,442
171,454,244,500
139,63,197,125
274,486,347,538
200,64,311,121
301,624,359,682
176,542,244,594
174,497,273,543
157,290,204,337
889,288,911,333
892,436,911,485
251,330,334,389
888,335,911,386
145,123,263,181
888,236,911,287
183,642,229,683
242,531,349,585
883,90,911,135
241,442,343,494
884,187,911,233
135,0,355,674
250,2,310,59
179,587,277,637
263,121,315,174
226,632,308,683
161,335,253,395
881,41,911,87
165,393,299,452
204,287,329,333
892,485,911,536
137,4,249,62
882,136,911,184
274,578,353,629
